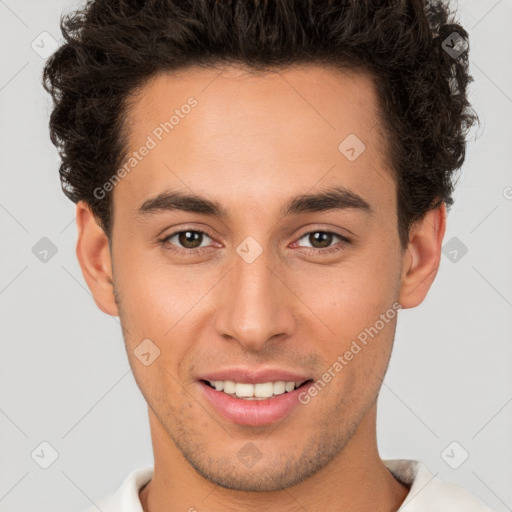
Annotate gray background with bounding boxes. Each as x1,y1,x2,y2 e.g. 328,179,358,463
1,0,511,511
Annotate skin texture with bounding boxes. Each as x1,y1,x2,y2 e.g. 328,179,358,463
76,64,446,512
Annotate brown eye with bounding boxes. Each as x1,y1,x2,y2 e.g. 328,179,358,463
308,231,334,249
295,230,350,255
177,230,203,249
162,229,213,253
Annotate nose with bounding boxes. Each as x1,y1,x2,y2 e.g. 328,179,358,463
214,249,296,352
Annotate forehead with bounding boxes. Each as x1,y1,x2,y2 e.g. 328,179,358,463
114,64,395,223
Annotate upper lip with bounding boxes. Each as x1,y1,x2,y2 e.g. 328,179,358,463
199,368,312,385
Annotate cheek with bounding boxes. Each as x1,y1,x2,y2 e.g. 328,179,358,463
113,248,192,335
292,255,398,328
113,256,204,378
296,252,400,385
314,315,397,421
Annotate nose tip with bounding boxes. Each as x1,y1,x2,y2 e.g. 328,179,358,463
214,258,295,352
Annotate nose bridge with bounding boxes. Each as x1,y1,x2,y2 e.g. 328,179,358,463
215,244,294,350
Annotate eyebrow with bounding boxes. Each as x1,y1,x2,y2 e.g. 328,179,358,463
137,185,374,219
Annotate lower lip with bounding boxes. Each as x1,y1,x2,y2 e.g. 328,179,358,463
199,381,313,426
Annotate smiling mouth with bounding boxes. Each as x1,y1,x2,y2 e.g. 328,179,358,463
201,379,313,400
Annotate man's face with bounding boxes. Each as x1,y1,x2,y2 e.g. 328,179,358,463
109,65,406,490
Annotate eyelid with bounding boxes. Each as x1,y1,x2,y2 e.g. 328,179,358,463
160,226,217,250
295,225,351,241
292,230,351,255
160,225,352,257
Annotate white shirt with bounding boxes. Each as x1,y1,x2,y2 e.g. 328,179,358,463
82,459,495,512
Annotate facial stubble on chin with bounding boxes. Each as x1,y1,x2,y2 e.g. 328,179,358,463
146,389,366,493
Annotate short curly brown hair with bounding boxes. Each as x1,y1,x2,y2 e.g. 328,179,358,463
42,0,478,249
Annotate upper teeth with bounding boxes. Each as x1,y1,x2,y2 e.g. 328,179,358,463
208,380,301,398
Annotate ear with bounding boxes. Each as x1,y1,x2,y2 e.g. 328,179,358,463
398,202,447,309
75,201,119,316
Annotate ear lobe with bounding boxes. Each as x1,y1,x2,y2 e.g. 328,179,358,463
398,203,447,309
75,201,119,316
